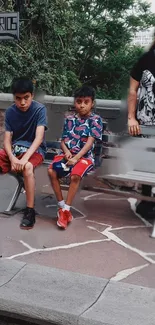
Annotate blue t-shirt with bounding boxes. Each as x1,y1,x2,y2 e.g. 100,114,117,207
61,113,103,162
5,100,47,157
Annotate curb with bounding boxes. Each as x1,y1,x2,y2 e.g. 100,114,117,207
0,259,155,325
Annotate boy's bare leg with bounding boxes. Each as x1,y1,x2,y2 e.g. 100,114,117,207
65,175,81,206
23,162,35,208
20,162,36,230
48,169,63,201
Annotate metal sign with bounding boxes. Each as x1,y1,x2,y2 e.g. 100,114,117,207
0,12,19,40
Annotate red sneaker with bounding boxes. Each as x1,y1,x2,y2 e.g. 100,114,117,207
57,208,68,229
64,210,73,223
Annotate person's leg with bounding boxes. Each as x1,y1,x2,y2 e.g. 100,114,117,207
48,168,63,202
23,162,35,208
141,184,152,196
20,153,43,230
55,174,81,229
65,158,93,207
65,174,81,205
48,168,68,229
48,154,65,206
58,158,93,229
48,155,68,228
135,133,154,217
136,184,154,218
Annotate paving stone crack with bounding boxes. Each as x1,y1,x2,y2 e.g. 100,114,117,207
78,278,111,320
0,262,26,288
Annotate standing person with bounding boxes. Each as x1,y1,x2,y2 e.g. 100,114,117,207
128,37,155,217
1,77,47,229
48,85,103,229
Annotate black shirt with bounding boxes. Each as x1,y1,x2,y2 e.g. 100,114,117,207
130,50,155,125
131,50,155,82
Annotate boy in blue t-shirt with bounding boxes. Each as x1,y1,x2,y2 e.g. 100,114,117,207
0,77,47,229
48,85,103,230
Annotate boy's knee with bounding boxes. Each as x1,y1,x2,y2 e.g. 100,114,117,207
71,175,81,183
23,162,33,177
48,167,57,178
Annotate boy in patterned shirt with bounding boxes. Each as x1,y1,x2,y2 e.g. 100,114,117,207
48,86,103,229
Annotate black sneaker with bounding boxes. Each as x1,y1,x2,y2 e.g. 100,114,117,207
20,207,36,230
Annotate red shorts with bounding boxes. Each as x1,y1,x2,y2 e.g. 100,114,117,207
0,149,43,174
49,154,94,178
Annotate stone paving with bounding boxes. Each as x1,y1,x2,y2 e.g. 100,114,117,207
1,170,155,289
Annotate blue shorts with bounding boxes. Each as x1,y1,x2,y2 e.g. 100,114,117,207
49,154,94,178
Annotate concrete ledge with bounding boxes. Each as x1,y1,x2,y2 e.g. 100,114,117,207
0,260,26,287
0,260,108,325
79,281,155,325
0,260,155,325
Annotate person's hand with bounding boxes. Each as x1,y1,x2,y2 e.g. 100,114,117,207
64,150,72,160
128,118,141,136
10,155,28,172
18,156,29,171
10,155,20,172
66,157,78,166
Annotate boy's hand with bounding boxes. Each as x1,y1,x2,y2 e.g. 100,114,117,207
10,155,28,172
66,157,78,166
10,156,21,172
64,150,72,160
18,156,29,171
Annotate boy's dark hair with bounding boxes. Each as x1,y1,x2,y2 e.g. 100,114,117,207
11,77,34,95
74,85,96,101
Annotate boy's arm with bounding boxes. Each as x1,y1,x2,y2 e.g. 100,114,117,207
10,126,45,172
4,127,44,160
74,137,95,160
60,117,72,159
61,140,72,159
18,105,47,169
4,111,13,160
66,115,103,166
4,131,14,161
4,131,20,171
4,106,46,171
66,137,95,166
61,140,70,154
19,125,45,166
4,112,20,170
